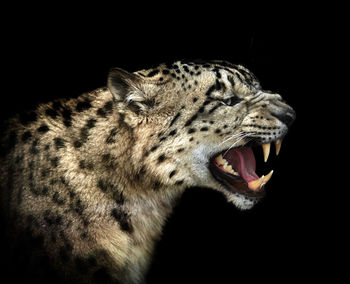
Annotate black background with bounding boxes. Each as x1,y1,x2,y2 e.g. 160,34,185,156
0,6,341,283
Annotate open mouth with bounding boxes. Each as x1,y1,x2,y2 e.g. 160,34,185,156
209,140,282,198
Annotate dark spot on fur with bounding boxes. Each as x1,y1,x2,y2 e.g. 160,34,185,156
42,186,50,195
45,108,58,119
73,198,85,216
215,128,222,133
74,140,82,148
101,153,117,170
135,166,146,180
52,191,65,205
153,181,161,190
52,101,63,110
15,154,24,164
97,108,106,117
79,119,97,144
150,145,158,152
112,190,125,205
104,100,113,112
184,114,198,127
76,99,92,112
41,168,49,178
21,131,32,142
44,210,63,226
175,180,184,186
177,148,184,153
169,112,181,127
157,154,166,163
54,137,65,149
30,139,39,154
79,160,94,170
86,118,97,129
98,179,125,204
200,127,209,131
147,69,159,77
106,127,118,144
97,179,108,192
205,84,217,97
80,232,88,239
111,208,133,233
102,153,111,163
169,170,176,178
51,156,59,167
62,108,72,127
188,128,196,134
169,129,177,136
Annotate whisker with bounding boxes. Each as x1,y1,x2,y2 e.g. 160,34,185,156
219,132,245,146
222,134,251,157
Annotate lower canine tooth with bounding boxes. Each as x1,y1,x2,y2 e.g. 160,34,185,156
248,170,274,191
248,175,265,191
263,170,274,183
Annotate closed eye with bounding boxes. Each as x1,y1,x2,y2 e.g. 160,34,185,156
221,96,242,106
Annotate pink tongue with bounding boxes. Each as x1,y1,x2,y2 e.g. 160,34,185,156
230,147,259,182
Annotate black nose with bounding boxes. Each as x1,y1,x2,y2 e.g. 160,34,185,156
271,109,296,128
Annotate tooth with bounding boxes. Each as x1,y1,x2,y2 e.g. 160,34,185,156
248,175,265,191
215,154,226,166
223,163,232,172
263,170,274,183
248,170,274,191
222,164,239,176
262,143,271,162
275,139,282,156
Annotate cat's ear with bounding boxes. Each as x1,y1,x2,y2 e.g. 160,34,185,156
107,68,149,113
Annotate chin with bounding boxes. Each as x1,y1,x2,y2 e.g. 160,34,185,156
223,190,260,210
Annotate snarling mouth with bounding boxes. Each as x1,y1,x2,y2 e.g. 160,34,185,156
209,140,282,198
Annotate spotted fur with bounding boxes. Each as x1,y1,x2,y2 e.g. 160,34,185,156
0,60,295,283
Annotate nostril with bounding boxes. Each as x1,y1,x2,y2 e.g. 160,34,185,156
271,110,296,128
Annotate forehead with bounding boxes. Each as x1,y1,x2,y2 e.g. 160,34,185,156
135,60,261,90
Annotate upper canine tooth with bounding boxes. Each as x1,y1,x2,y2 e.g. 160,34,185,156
275,139,282,156
262,143,271,162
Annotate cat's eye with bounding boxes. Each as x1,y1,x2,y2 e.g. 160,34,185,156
221,96,242,106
